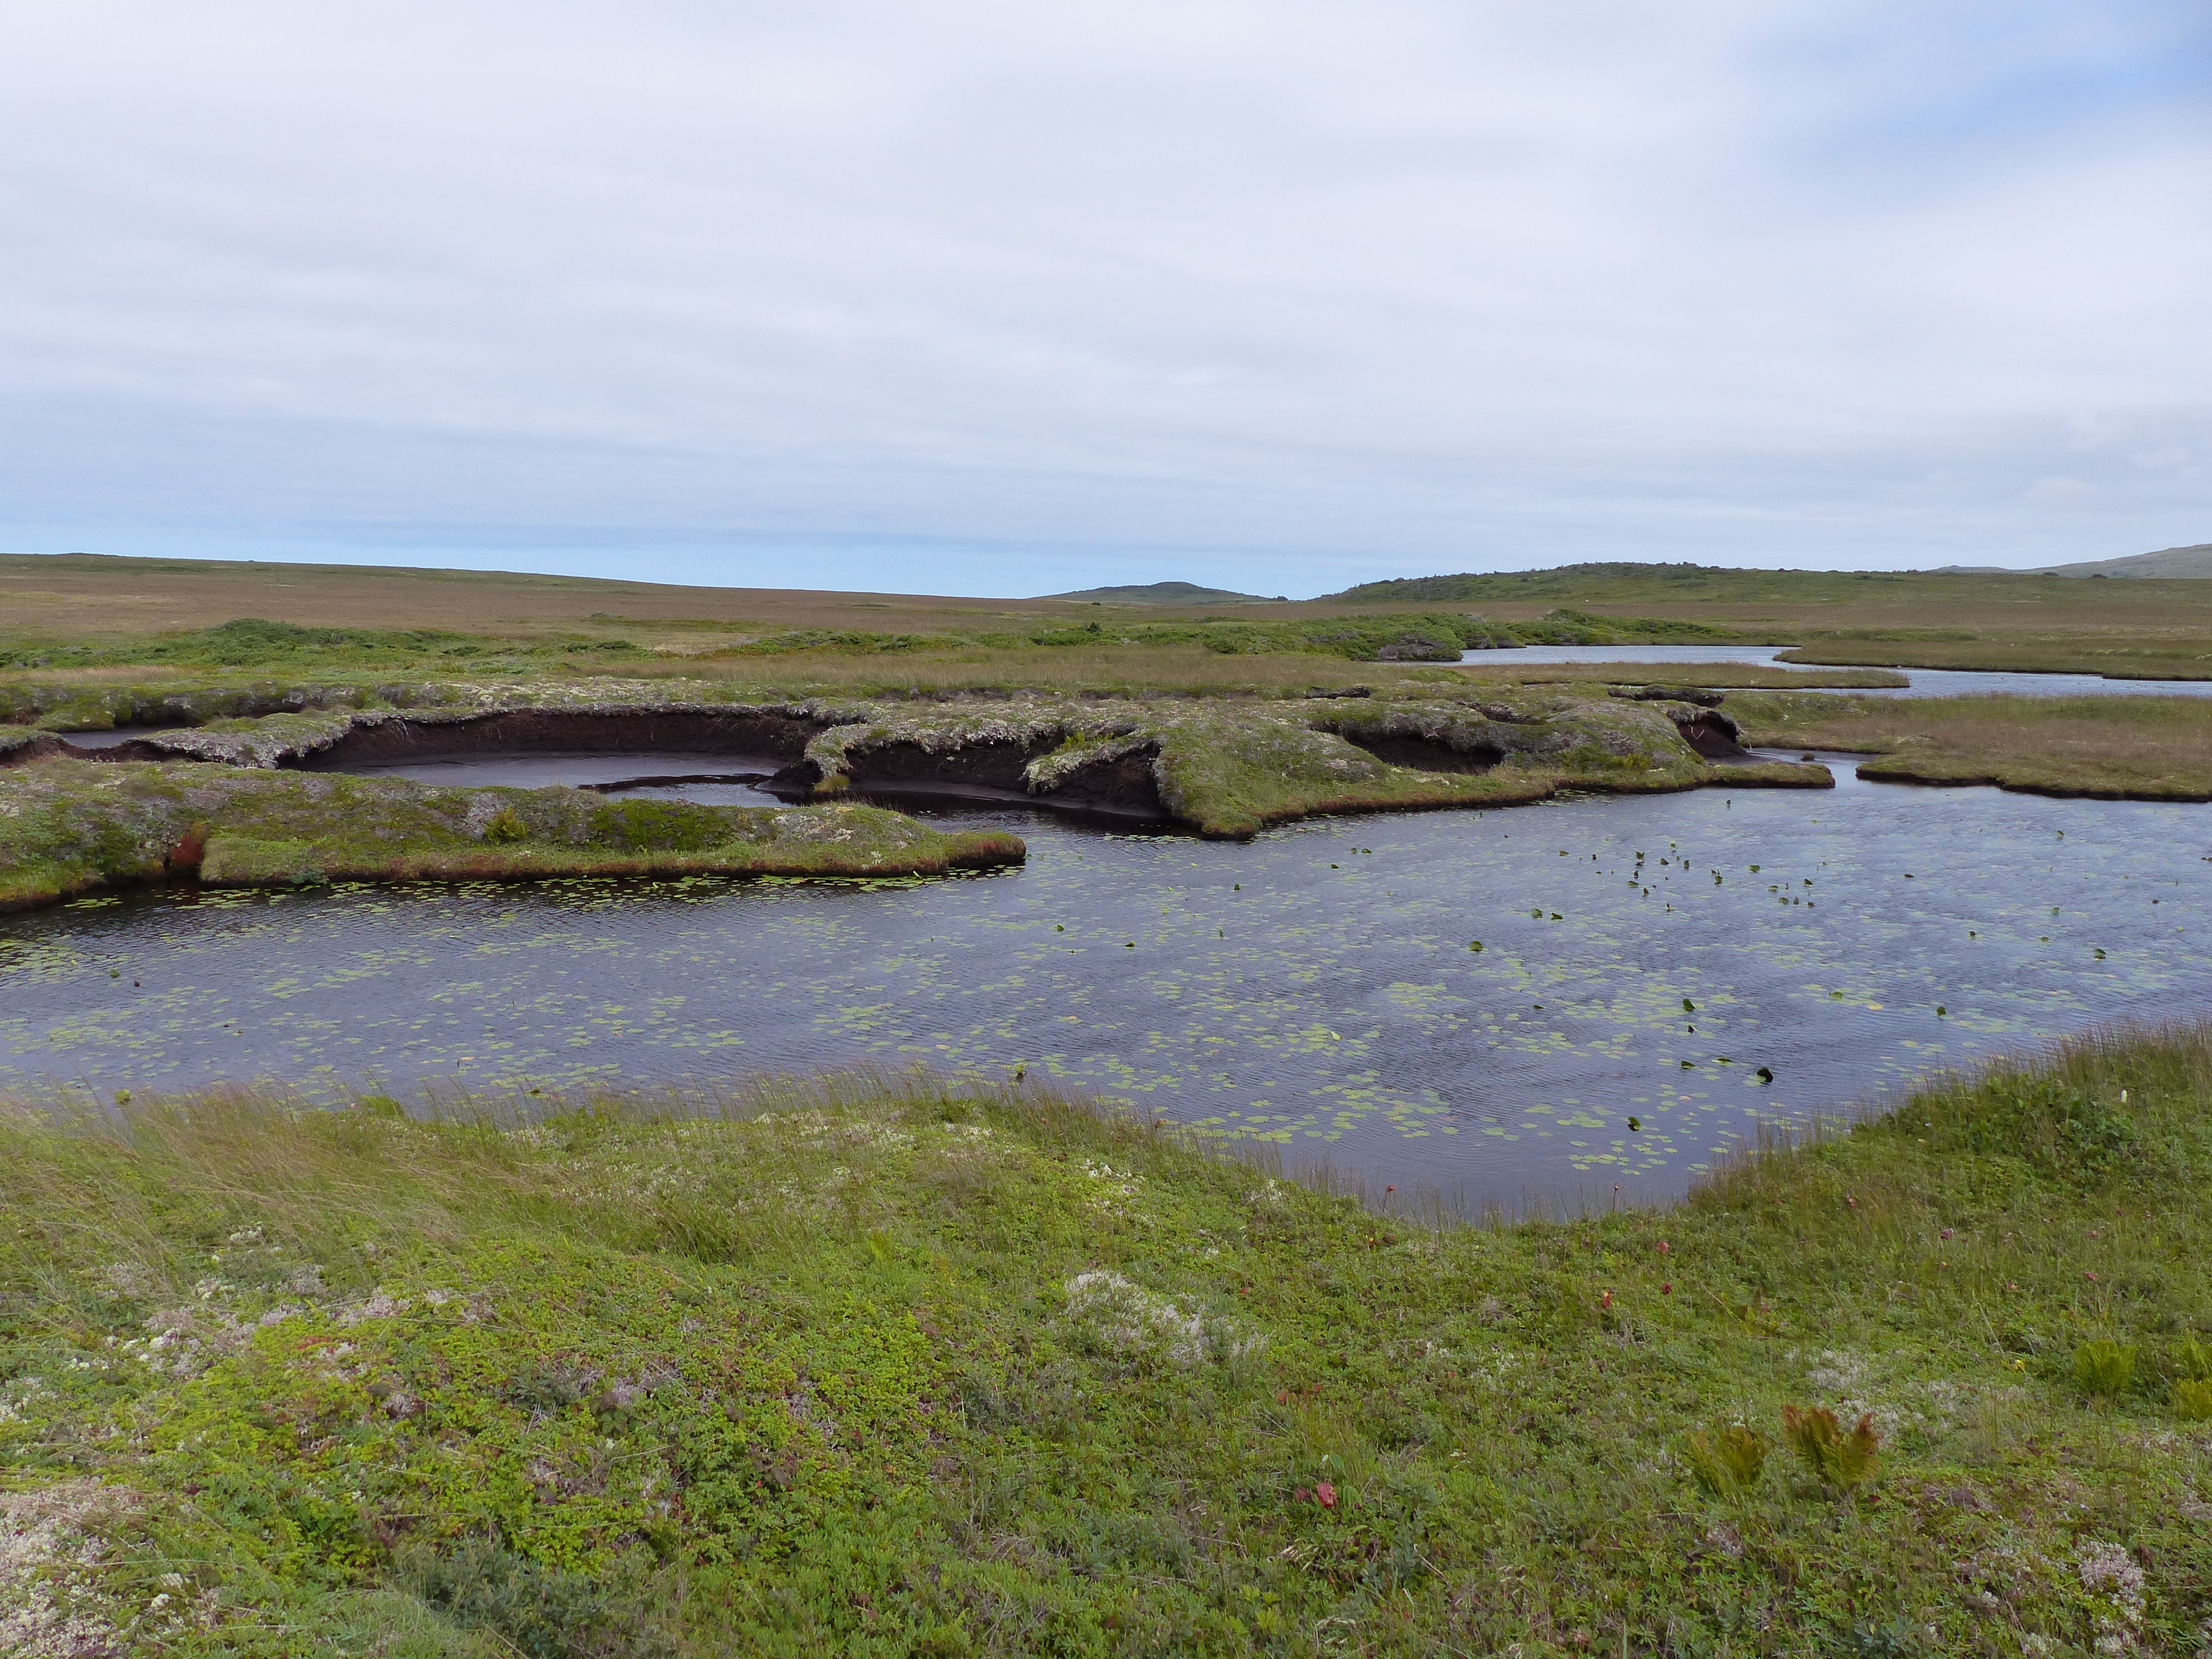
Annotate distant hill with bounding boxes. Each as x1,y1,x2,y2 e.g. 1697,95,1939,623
2035,542,2212,578
1039,580,1286,604
1320,562,1801,604
1323,546,2212,603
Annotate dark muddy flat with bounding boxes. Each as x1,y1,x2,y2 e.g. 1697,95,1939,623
329,750,791,792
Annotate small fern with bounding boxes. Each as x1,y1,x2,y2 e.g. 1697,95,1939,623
482,808,529,844
1684,1422,1768,1496
2072,1340,2137,1399
2169,1333,2212,1383
1781,1404,1879,1491
2171,1379,2212,1422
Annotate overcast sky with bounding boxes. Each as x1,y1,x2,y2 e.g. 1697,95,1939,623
3,2,2208,596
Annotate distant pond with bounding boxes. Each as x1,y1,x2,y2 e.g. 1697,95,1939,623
6,758,2210,1213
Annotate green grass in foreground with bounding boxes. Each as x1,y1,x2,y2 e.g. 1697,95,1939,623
5,1029,2212,1656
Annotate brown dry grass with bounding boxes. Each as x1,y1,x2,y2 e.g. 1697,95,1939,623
1726,691,2212,799
14,554,2212,674
0,552,1130,644
583,649,1905,700
583,643,1420,696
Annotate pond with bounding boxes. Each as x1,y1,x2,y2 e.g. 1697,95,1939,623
5,760,2208,1213
1458,643,2212,698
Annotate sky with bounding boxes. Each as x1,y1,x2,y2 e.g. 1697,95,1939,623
3,2,2209,598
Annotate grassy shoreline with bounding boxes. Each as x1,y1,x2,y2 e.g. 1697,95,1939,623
3,1026,2209,1655
1726,691,2212,801
1778,641,2212,682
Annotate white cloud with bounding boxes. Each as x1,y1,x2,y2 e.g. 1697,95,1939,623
1,0,2206,593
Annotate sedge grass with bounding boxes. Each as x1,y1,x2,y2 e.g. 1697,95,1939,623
1727,690,2212,799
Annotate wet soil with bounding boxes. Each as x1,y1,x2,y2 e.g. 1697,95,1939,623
307,708,829,769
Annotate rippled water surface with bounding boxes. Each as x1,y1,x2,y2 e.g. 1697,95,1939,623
5,767,2209,1209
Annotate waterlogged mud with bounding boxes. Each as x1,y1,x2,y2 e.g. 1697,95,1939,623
7,766,2208,1208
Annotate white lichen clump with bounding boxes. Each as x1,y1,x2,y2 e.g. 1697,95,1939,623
1062,1270,1266,1368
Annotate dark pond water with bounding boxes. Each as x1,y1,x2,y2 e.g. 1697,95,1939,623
6,760,2210,1212
1458,643,2212,699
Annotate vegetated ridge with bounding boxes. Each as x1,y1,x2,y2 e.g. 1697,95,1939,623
1728,690,2212,801
0,609,1749,675
1037,581,1288,604
2029,541,2212,580
1,1022,2207,1653
0,758,1024,912
1319,555,2212,606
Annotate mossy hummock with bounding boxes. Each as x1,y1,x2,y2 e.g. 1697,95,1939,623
5,674,1833,842
0,760,1022,911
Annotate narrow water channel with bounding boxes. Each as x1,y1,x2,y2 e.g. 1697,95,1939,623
6,761,2207,1212
1458,643,2212,698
